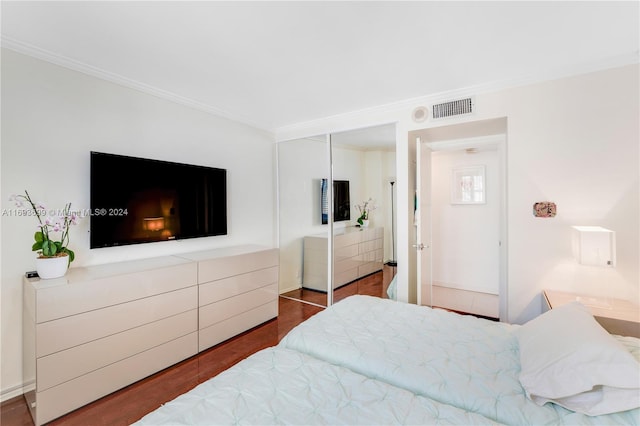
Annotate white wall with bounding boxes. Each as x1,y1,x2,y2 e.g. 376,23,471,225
418,65,639,323
275,63,639,326
363,150,397,262
337,147,396,262
431,149,499,294
482,65,639,323
332,146,366,217
0,49,276,399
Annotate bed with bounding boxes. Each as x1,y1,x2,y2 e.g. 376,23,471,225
135,295,640,425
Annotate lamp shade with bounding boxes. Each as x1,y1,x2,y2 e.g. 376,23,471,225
572,226,615,267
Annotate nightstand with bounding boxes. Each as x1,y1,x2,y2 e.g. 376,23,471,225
543,290,640,338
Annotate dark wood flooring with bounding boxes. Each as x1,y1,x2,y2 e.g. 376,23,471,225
281,264,396,306
1,266,395,426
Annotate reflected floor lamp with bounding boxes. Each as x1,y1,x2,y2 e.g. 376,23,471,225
387,180,397,267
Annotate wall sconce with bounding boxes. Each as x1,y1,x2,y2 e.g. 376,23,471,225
143,217,165,232
572,226,616,267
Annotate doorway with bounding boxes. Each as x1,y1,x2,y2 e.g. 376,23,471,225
413,118,507,320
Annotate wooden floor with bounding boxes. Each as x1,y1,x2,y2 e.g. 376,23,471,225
281,264,396,306
1,266,395,426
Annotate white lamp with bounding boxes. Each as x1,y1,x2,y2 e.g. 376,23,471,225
572,226,616,267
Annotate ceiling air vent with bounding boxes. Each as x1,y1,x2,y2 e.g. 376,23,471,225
432,97,474,120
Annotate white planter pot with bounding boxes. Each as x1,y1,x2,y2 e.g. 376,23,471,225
36,255,69,279
361,219,369,228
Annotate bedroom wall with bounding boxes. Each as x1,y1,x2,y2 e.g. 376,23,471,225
275,63,639,325
481,64,639,324
416,64,639,323
0,49,276,400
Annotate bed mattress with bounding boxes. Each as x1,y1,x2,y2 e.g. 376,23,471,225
134,346,499,425
279,295,640,425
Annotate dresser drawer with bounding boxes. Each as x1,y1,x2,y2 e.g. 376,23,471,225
36,286,197,357
197,249,278,283
360,228,376,242
199,301,277,351
35,260,197,323
360,239,382,253
37,309,197,391
334,244,359,262
335,256,360,274
358,260,382,277
200,283,277,328
335,267,359,287
335,231,362,248
35,332,197,425
359,249,383,263
199,266,278,306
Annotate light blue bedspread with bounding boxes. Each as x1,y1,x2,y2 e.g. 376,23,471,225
280,295,640,425
135,347,499,425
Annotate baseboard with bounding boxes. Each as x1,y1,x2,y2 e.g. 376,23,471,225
279,284,302,294
1,381,32,403
431,284,499,319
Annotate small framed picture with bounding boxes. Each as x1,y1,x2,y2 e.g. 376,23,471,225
451,165,486,204
533,201,556,218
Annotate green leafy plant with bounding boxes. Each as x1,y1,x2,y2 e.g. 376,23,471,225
10,190,78,264
356,198,377,225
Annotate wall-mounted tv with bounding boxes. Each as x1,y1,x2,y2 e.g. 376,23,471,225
321,179,350,224
90,151,227,248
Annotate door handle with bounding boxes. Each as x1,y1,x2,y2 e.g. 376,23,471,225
413,243,426,250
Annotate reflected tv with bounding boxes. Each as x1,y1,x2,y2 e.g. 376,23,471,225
321,179,350,224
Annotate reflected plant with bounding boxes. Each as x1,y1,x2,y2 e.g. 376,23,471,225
356,198,377,225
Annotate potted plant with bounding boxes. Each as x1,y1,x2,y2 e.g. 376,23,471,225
10,190,78,279
356,198,377,228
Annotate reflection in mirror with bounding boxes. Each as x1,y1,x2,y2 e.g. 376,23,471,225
277,136,330,306
278,125,399,309
330,124,398,304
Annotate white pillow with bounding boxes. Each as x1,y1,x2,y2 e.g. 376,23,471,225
516,301,640,416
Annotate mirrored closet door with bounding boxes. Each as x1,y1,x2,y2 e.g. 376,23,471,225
277,136,331,306
330,125,397,304
277,124,397,308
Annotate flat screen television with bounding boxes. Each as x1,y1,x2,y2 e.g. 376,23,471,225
321,179,350,224
90,151,227,248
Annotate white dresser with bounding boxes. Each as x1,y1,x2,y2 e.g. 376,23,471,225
178,246,279,352
303,227,383,291
23,245,278,425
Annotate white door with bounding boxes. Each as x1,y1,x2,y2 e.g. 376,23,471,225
416,138,432,306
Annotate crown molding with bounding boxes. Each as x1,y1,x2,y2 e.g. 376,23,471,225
274,51,640,140
3,34,637,140
1,36,274,135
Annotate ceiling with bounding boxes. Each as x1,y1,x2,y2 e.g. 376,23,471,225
332,123,396,150
2,1,638,135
